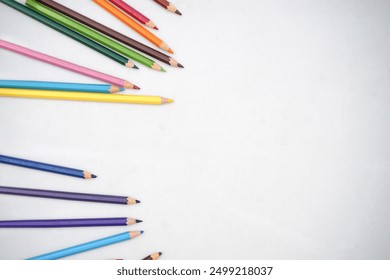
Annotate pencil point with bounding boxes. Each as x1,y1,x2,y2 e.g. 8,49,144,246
146,21,158,30
91,174,97,178
133,85,140,90
126,61,136,69
158,252,162,256
119,87,125,91
136,199,141,203
152,62,164,71
129,231,143,238
160,97,173,104
133,64,139,69
110,85,122,93
160,67,166,72
177,63,184,68
168,48,174,54
175,10,182,16
136,219,143,223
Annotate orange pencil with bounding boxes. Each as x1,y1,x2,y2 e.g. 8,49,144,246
93,0,173,54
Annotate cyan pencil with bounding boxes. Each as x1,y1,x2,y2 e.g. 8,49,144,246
0,80,122,93
26,231,143,260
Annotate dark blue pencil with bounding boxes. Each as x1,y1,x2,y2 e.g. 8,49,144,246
0,217,142,228
0,154,96,179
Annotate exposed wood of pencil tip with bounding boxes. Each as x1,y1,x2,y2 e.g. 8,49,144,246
123,81,140,90
159,41,174,54
83,171,97,179
127,197,141,204
151,62,165,72
161,97,174,104
143,252,162,260
129,230,143,238
109,85,122,93
125,60,138,69
167,3,181,15
146,20,158,30
126,218,143,225
169,57,184,68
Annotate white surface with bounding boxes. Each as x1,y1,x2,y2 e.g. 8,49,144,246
0,0,389,260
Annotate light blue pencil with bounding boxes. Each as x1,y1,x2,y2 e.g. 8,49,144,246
0,80,123,93
26,231,143,260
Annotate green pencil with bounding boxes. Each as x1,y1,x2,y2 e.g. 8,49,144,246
24,0,165,71
0,0,136,68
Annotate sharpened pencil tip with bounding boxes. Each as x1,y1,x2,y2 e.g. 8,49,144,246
136,219,143,223
154,26,159,30
177,63,184,68
160,67,166,72
140,230,144,234
133,64,139,69
133,85,140,90
175,10,182,16
158,252,162,256
168,48,174,54
91,174,97,178
136,199,141,203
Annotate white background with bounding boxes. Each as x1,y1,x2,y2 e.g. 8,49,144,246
0,0,389,260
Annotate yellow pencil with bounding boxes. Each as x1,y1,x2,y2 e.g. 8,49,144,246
0,88,173,105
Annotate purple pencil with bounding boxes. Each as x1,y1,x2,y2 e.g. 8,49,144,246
0,217,142,228
0,186,140,205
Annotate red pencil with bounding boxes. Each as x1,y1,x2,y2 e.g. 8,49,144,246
108,0,158,30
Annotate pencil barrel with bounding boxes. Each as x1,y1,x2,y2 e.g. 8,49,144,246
0,154,85,178
0,186,129,205
109,0,152,26
0,218,129,228
0,39,127,87
0,88,165,105
26,232,132,260
0,80,114,93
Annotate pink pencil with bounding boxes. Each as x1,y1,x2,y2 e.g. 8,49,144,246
0,39,139,89
108,0,158,30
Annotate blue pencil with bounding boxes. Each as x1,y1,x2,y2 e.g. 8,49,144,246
0,80,123,93
0,154,96,179
26,231,143,260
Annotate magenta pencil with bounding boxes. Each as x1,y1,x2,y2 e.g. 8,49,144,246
108,0,158,30
0,39,138,89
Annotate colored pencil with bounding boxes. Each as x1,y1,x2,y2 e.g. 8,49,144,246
108,0,158,30
25,0,163,71
143,252,162,260
94,0,173,54
0,218,142,228
0,39,139,89
0,80,122,93
0,154,96,179
0,186,140,205
26,231,143,260
0,0,136,69
153,0,181,16
0,88,174,105
30,0,182,67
